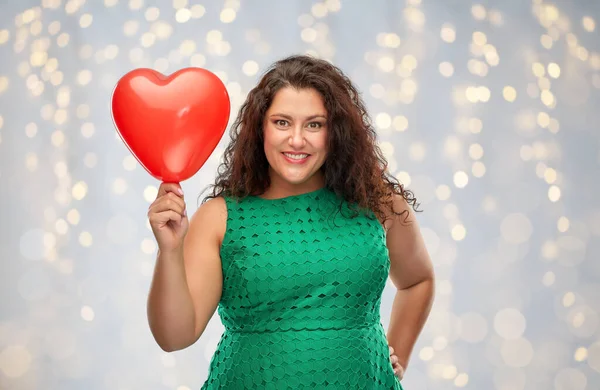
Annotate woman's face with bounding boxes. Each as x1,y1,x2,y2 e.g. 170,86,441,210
263,87,328,190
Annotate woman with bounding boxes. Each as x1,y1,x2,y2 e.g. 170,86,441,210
146,55,435,389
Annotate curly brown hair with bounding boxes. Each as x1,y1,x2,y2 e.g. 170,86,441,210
201,54,420,223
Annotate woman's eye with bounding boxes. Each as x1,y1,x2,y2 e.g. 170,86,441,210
275,120,289,127
307,122,322,129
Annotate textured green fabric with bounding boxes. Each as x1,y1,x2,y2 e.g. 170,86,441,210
201,187,403,389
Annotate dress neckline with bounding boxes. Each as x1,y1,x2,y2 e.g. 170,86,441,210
251,186,328,201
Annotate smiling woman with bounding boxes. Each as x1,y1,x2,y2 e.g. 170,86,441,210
146,54,434,389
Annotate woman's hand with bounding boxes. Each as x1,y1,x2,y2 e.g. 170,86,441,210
389,346,405,380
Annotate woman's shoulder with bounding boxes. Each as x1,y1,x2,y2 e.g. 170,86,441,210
190,196,228,245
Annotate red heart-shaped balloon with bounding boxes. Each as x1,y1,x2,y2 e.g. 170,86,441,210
111,67,230,182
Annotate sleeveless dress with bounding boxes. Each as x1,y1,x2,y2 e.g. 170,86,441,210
200,187,403,389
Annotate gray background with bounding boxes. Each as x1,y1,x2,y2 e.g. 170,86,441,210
1,0,600,389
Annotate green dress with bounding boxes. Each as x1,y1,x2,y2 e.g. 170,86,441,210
201,186,403,389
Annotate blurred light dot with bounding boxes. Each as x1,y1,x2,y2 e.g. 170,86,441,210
443,136,462,158
441,24,456,43
206,30,222,44
54,162,67,178
144,186,158,203
471,4,486,20
383,33,400,48
191,4,206,18
396,171,411,187
25,152,38,171
540,34,553,49
541,90,555,107
145,7,160,21
501,213,532,244
454,373,469,387
537,111,550,128
436,185,451,201
112,178,127,195
123,20,139,37
72,182,88,200
451,224,466,241
444,203,459,219
501,338,534,367
219,8,236,24
81,306,95,321
555,368,587,390
440,365,457,380
574,347,587,362
547,63,561,78
81,122,95,138
129,0,143,10
419,346,434,361
472,31,487,46
370,83,385,99
453,171,468,188
548,185,561,202
79,231,93,247
393,116,408,132
532,62,545,77
77,70,92,86
175,8,192,23
544,167,557,184
0,346,32,378
439,62,454,77
301,28,317,42
84,152,97,168
188,52,206,66
378,56,395,73
141,32,156,47
55,219,68,235
76,104,90,119
79,13,93,28
469,144,484,160
503,86,517,102
173,0,188,9
0,29,10,45
375,113,391,129
409,142,426,161
472,161,486,177
0,76,9,94
588,342,600,372
542,271,555,286
242,60,259,76
123,155,137,171
495,308,526,340
404,7,425,27
51,130,65,146
582,16,596,32
67,209,80,225
401,55,418,71
557,216,569,232
541,240,559,260
298,14,314,28
311,3,328,18
563,292,576,308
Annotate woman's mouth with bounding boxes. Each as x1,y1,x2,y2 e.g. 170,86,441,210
282,152,310,164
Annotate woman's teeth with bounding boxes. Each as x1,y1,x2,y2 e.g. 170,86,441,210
283,153,308,160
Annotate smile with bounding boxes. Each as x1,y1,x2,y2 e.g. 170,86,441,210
282,152,310,163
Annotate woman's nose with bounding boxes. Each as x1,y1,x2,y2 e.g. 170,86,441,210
288,128,306,148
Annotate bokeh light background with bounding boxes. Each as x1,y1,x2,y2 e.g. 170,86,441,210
1,0,600,389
